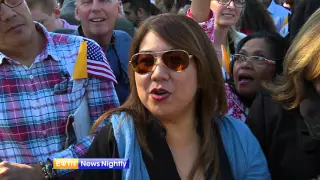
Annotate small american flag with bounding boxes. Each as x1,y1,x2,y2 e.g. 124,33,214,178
86,41,117,84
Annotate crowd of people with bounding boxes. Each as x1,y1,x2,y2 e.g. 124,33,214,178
0,0,319,179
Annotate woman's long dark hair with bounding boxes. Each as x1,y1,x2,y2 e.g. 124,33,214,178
237,0,277,34
91,14,227,180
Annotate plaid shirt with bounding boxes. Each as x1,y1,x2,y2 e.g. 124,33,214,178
0,23,119,176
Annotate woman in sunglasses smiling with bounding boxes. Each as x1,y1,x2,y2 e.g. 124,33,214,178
187,0,246,79
77,14,270,180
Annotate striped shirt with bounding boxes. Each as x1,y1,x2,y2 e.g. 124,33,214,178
0,23,119,176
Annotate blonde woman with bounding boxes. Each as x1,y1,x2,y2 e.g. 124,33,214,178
247,9,320,180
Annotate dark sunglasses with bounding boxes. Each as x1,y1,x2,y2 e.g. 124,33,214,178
129,50,193,74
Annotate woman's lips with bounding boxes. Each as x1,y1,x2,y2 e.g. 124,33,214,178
151,93,171,101
237,74,254,86
6,24,24,33
221,13,235,18
238,78,253,86
150,88,171,102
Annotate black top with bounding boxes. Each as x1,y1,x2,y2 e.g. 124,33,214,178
288,0,320,44
76,119,234,180
247,89,320,180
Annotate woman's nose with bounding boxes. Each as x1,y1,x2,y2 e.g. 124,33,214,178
227,0,236,8
150,58,170,81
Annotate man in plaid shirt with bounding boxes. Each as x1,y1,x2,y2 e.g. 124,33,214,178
0,0,119,179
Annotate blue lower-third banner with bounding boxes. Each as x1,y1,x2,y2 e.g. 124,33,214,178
53,158,130,170
78,158,129,170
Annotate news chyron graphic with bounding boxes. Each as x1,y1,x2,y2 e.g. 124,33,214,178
53,158,129,170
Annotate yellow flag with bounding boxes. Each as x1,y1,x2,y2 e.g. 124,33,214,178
221,45,231,76
283,16,289,27
73,41,88,80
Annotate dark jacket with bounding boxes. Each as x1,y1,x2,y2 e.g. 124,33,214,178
247,89,320,180
288,0,320,44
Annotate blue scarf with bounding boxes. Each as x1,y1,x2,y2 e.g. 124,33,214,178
109,113,270,180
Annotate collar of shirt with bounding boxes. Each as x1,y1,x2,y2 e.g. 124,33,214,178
75,25,116,51
268,0,277,15
60,18,78,30
0,22,62,65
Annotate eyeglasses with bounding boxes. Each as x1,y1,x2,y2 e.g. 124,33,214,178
130,50,192,74
0,0,23,13
216,0,245,8
232,54,276,68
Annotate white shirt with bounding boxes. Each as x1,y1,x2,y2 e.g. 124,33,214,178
268,0,291,34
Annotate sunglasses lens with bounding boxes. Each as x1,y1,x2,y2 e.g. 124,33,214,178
162,51,189,72
235,0,244,7
220,0,229,4
131,54,155,74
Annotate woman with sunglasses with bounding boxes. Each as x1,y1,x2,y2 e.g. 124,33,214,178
247,9,320,180
187,0,246,79
225,31,287,122
76,14,270,180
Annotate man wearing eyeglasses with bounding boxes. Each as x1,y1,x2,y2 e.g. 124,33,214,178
0,0,119,179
